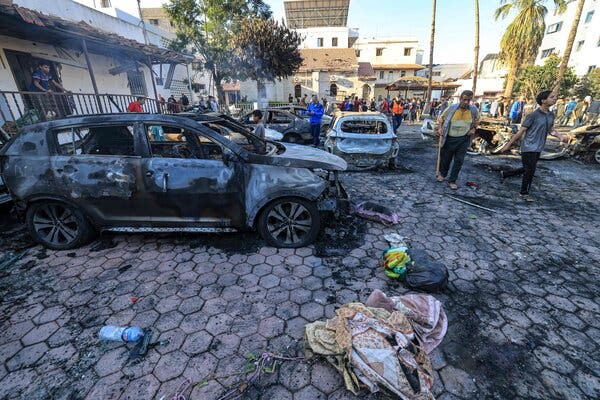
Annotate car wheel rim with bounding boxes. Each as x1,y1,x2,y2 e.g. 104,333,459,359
266,202,312,245
33,204,79,246
595,149,600,164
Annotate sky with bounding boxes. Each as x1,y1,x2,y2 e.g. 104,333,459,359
139,0,512,64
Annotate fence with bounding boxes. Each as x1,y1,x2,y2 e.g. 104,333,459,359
0,91,162,130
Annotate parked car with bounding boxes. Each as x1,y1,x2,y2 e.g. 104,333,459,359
324,112,398,169
179,112,284,141
239,108,313,143
0,113,349,250
272,105,333,133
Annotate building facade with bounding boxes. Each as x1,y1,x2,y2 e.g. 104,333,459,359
536,0,600,75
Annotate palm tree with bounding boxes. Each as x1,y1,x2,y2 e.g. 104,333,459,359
554,0,586,95
472,0,480,96
426,0,437,112
494,0,566,99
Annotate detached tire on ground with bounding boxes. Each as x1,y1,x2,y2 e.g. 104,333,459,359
257,197,320,248
26,201,94,250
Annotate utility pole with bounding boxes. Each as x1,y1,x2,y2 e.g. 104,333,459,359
472,0,480,97
426,0,437,114
137,0,149,45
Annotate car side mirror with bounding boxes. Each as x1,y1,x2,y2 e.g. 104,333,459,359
223,149,236,166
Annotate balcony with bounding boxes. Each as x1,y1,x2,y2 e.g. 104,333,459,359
0,91,162,133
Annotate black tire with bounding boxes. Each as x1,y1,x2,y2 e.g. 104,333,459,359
257,197,320,248
283,133,301,144
26,201,94,250
388,157,397,169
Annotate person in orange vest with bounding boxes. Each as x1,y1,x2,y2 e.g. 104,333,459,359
391,97,404,133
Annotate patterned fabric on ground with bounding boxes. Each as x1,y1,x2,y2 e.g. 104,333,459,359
305,303,435,399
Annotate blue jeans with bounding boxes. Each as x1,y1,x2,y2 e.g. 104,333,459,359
311,123,321,146
392,114,403,133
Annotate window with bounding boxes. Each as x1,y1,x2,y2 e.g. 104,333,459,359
127,70,147,96
376,48,384,56
576,40,585,51
340,119,388,134
432,71,442,76
332,37,338,47
100,0,111,7
541,48,555,58
401,70,406,77
294,84,301,99
329,83,338,96
268,111,293,124
547,22,563,34
356,50,361,57
585,11,594,23
404,48,412,56
379,71,384,79
317,38,324,47
589,65,597,73
146,125,198,159
149,19,159,25
55,126,134,156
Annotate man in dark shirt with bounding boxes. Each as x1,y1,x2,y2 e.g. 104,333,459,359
30,61,67,93
180,93,189,107
499,90,570,201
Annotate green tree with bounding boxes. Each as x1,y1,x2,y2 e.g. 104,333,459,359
494,0,566,99
233,17,302,98
573,69,600,99
514,54,577,99
164,0,272,103
553,0,586,95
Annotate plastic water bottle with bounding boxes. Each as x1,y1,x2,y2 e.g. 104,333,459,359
99,326,144,342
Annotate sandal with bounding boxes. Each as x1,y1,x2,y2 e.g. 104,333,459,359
449,183,458,190
436,175,445,182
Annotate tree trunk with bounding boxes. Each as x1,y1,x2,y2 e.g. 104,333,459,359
553,0,586,95
504,62,518,99
426,0,437,113
472,0,480,96
212,69,226,106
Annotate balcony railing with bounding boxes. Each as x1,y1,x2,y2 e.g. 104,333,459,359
0,91,162,130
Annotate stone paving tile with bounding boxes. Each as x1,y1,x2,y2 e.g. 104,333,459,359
1,126,599,399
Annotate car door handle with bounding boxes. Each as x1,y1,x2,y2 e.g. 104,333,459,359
146,170,154,177
162,172,169,192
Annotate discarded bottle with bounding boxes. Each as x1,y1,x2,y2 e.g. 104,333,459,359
99,326,144,342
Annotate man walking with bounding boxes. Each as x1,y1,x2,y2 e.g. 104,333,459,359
436,90,479,190
307,95,324,147
391,97,404,133
509,96,526,124
499,90,569,201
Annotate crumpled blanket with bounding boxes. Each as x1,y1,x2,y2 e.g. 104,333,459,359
366,289,447,354
305,302,435,399
354,201,400,225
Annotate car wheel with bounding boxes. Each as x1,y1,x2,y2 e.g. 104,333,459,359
595,148,600,164
26,201,94,250
257,197,320,248
388,157,397,169
283,133,301,143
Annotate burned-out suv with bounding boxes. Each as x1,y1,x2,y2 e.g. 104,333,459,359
0,113,348,250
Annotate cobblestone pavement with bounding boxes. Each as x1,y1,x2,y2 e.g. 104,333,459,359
1,125,599,400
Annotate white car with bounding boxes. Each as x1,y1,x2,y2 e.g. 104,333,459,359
264,127,283,141
324,112,398,169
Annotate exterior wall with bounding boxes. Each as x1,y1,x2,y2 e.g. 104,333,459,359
0,34,153,97
478,57,507,79
296,27,352,48
451,78,505,100
417,64,471,81
536,0,600,75
354,37,423,65
141,8,177,34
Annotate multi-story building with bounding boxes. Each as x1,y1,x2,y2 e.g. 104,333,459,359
536,0,600,75
140,7,177,34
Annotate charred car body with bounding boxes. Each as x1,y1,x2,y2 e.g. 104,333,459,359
324,112,398,169
239,108,313,144
272,105,332,133
0,114,349,250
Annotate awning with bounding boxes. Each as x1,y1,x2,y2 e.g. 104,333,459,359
0,4,192,65
385,76,461,91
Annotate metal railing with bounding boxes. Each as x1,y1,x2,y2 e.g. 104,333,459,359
0,91,162,129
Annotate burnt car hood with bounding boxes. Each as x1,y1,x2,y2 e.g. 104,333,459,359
261,143,347,171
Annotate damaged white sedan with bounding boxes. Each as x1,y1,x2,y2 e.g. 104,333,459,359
324,112,399,170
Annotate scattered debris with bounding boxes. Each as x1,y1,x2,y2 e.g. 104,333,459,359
444,194,497,213
305,302,436,398
314,215,367,258
98,326,144,342
0,250,27,271
354,201,399,225
466,181,480,189
382,246,411,279
90,235,118,252
129,328,153,360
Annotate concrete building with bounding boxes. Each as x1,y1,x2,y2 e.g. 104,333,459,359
0,0,190,127
140,7,176,34
417,63,471,81
536,0,600,75
450,54,508,101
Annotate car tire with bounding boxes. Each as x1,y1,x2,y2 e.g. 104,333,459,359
283,133,301,143
26,201,94,250
257,197,320,248
388,157,397,169
595,148,600,164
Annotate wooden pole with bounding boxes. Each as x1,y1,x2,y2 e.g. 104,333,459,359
472,0,480,97
81,38,103,113
426,0,437,110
